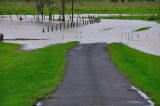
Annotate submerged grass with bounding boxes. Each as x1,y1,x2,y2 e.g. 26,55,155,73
0,42,78,106
107,43,160,106
134,27,151,32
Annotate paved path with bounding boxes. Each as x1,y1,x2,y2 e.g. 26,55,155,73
42,43,149,106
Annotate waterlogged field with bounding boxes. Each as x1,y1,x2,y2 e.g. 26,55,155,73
0,42,78,106
0,1,160,14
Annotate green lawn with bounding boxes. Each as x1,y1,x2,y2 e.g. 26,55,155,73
107,43,160,106
0,42,78,106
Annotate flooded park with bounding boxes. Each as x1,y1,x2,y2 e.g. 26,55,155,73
0,0,160,106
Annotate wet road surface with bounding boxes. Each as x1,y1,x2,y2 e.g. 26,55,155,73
42,43,149,106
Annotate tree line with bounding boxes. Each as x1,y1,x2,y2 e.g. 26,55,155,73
0,0,75,22
32,0,74,22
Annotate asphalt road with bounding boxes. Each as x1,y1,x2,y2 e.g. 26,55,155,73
42,43,149,106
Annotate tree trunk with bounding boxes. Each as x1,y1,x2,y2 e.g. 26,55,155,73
61,0,66,22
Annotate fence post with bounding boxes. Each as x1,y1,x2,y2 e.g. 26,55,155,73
0,33,4,41
42,28,44,33
56,24,58,31
48,25,49,32
51,25,53,31
60,23,62,30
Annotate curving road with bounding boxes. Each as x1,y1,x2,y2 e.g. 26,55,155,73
41,43,149,106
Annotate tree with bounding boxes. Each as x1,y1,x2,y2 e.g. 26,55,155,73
71,0,74,22
46,0,54,22
36,0,46,22
61,0,66,21
121,0,125,3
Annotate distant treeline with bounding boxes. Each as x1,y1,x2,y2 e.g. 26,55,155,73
81,0,160,2
0,0,160,2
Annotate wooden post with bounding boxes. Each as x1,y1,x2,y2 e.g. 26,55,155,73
51,25,53,31
56,24,58,31
60,23,62,30
42,28,44,33
48,25,49,32
0,33,4,41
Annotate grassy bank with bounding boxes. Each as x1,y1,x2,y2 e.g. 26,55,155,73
0,42,78,106
107,43,160,106
0,2,160,14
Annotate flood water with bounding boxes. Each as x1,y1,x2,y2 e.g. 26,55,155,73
0,15,160,55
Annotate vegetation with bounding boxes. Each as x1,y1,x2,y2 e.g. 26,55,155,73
0,42,78,106
98,15,160,24
0,1,160,15
107,43,160,106
99,15,160,20
156,20,160,24
134,26,151,31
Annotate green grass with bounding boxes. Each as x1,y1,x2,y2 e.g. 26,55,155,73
99,15,160,20
107,43,160,106
0,2,160,14
134,26,151,32
0,42,78,106
99,15,160,24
